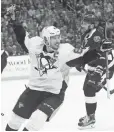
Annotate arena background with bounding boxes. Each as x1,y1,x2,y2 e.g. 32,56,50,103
1,1,114,131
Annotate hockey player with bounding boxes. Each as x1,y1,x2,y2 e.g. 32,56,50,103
76,15,114,129
77,49,114,130
1,50,8,73
6,21,94,131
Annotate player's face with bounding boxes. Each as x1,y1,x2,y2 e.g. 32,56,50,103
81,21,90,31
50,35,61,50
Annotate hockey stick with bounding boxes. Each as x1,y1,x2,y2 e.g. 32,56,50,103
103,21,112,98
102,0,111,99
82,68,114,95
105,51,110,98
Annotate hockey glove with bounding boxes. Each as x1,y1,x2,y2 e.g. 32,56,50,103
75,64,83,72
101,40,112,52
87,66,103,87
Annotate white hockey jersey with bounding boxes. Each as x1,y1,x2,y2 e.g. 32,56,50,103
24,35,83,94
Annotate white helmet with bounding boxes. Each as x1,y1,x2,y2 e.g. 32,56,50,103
41,26,60,45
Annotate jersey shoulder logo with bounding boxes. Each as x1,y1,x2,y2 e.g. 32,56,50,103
93,36,101,42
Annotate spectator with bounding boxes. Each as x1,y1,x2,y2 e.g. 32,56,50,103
5,43,13,56
1,0,114,56
1,42,5,50
28,6,35,17
12,45,17,56
21,6,28,20
27,18,34,31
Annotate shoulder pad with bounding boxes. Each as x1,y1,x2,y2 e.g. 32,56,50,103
30,36,44,46
60,43,74,51
29,36,44,53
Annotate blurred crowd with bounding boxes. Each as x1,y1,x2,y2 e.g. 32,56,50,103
1,0,114,56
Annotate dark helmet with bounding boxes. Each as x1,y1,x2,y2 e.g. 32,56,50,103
82,14,106,29
83,14,99,24
81,14,100,31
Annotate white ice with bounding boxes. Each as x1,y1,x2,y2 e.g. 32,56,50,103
1,72,114,131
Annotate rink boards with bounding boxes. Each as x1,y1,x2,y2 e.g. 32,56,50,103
1,55,84,81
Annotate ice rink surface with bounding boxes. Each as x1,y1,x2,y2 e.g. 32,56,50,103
1,73,114,131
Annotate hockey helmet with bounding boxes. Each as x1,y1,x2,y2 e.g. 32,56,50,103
81,14,100,30
83,14,99,24
41,26,60,46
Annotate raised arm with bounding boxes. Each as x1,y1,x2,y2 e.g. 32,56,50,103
11,20,28,53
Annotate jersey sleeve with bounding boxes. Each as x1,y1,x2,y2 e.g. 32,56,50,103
12,21,28,53
64,43,85,62
24,35,44,54
65,45,90,67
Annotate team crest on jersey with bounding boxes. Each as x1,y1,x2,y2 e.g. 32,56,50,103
93,36,101,42
35,52,58,76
